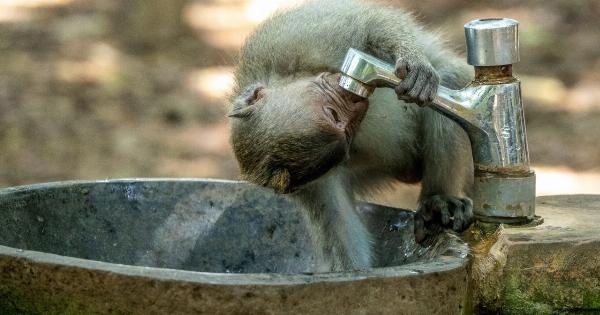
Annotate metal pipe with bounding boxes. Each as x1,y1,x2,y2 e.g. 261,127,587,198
338,18,536,223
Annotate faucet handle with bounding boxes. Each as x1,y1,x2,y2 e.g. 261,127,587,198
464,18,519,66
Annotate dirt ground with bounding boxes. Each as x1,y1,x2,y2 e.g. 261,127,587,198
0,0,599,208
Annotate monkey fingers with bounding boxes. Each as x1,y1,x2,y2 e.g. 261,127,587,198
395,58,440,106
414,195,474,242
414,212,428,243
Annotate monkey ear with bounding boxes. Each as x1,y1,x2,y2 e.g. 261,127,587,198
268,168,292,194
245,86,266,105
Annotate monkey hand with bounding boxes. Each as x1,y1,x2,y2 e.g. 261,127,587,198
414,195,473,242
394,57,440,106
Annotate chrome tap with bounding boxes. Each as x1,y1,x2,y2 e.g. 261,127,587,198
338,18,535,223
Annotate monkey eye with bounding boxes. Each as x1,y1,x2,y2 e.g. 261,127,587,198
324,106,344,128
324,107,339,122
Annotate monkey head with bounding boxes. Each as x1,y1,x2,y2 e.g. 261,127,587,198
229,72,369,194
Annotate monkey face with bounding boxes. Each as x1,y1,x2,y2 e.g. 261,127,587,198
229,73,369,193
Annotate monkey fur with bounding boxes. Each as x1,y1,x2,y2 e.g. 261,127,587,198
229,0,474,272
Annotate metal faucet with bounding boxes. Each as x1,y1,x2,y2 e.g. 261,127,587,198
338,18,535,223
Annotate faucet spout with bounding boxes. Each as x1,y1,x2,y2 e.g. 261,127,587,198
432,85,479,128
338,49,480,132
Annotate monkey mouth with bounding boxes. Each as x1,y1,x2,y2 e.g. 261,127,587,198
341,99,367,140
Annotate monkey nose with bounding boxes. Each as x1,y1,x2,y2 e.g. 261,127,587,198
320,72,341,84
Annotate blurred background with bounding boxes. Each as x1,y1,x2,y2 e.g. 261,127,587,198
0,0,599,208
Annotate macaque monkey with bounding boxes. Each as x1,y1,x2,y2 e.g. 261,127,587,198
229,0,474,271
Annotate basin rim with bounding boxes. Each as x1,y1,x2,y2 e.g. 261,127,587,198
0,178,468,286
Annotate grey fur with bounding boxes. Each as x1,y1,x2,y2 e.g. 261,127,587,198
229,0,474,271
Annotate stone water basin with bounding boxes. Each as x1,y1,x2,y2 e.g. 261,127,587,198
0,179,469,314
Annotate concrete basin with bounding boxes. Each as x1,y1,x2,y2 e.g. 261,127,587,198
0,179,469,314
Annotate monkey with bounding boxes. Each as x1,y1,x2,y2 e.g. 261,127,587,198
228,0,474,272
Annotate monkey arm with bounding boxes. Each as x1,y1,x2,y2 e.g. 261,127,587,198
414,107,474,241
235,1,440,92
345,3,443,105
352,6,475,240
418,32,475,90
358,6,427,65
292,170,373,271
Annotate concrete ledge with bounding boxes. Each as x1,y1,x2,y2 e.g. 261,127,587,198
472,195,600,314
